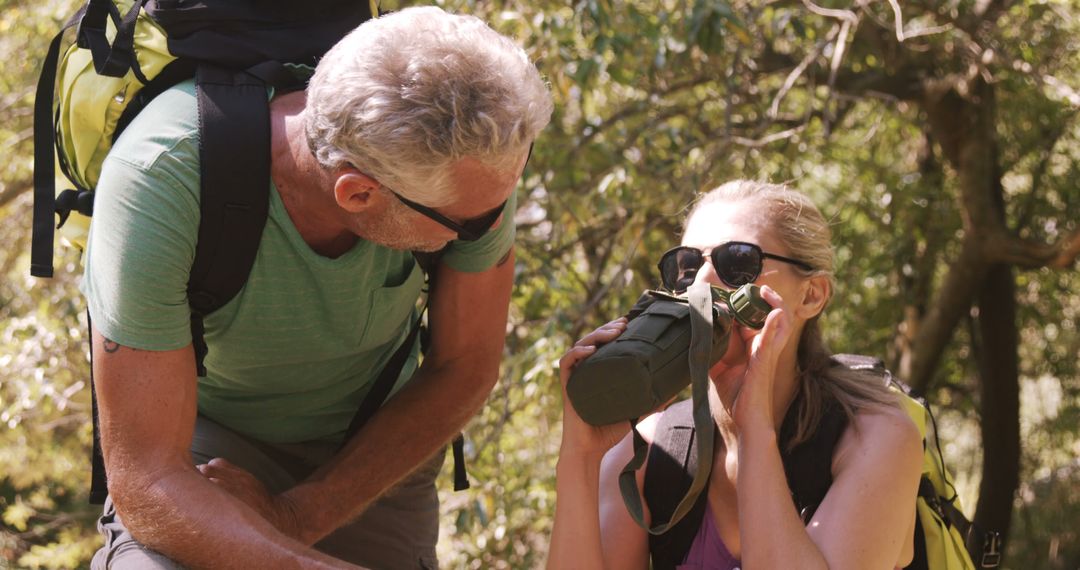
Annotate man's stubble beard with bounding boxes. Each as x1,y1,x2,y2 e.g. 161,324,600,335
361,199,449,252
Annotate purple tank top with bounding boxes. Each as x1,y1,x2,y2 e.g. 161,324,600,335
677,503,742,570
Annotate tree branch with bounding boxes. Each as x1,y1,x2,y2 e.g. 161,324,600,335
573,75,720,151
769,26,837,119
0,178,32,209
801,0,858,23
904,237,987,393
981,227,1080,269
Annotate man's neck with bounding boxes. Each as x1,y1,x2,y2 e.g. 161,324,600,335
270,93,359,258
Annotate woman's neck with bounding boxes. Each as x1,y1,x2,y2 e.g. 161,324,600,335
710,340,802,454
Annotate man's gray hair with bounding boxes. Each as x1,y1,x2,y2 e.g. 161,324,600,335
305,6,553,206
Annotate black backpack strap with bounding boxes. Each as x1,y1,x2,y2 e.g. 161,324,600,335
186,64,272,376
411,248,471,491
451,435,469,491
644,400,709,569
86,310,109,504
341,308,427,444
778,391,848,522
85,63,272,496
336,249,473,491
30,9,85,279
78,0,148,81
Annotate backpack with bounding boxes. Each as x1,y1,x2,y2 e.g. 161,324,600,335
30,0,470,503
643,354,1002,570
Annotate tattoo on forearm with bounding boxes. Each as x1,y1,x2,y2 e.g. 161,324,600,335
103,339,121,354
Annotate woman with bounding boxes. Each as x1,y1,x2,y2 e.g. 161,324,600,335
549,180,923,569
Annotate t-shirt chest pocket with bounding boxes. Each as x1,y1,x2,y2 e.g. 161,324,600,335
357,263,424,351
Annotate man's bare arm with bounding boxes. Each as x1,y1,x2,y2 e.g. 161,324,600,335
91,325,360,568
281,248,516,544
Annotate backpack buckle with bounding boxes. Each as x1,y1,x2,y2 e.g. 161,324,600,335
980,531,1002,568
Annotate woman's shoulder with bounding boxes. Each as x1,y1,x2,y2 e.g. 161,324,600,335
597,404,673,491
833,401,922,474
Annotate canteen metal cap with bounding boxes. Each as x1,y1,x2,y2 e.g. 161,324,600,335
728,284,771,329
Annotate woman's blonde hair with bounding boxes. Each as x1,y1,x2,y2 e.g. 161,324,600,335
305,6,553,206
688,180,896,447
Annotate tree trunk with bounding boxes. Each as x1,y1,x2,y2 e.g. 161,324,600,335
917,77,1020,562
972,262,1021,561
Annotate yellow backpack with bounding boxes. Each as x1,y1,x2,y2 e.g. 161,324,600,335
31,0,379,276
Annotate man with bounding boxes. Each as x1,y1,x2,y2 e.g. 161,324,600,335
84,6,552,569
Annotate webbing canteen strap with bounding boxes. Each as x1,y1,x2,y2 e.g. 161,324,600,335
618,280,715,534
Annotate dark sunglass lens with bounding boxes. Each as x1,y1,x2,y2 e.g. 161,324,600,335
660,248,703,292
459,202,506,241
713,243,761,286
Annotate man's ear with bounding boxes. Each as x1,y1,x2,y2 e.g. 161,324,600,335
796,274,831,320
333,169,380,213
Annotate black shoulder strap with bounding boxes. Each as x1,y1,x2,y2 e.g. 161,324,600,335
780,354,893,522
87,64,272,503
410,248,471,491
86,310,109,504
644,400,709,570
341,308,427,443
338,248,471,491
779,390,848,523
30,9,85,279
186,64,272,376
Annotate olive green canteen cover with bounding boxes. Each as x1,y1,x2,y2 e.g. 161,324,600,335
566,292,733,426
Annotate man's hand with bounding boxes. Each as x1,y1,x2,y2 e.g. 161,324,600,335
197,458,306,542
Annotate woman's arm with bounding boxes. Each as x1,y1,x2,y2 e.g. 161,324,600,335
547,318,652,570
731,287,922,569
808,408,923,568
737,406,921,570
549,417,657,570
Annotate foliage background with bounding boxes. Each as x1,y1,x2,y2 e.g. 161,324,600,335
1,0,1077,568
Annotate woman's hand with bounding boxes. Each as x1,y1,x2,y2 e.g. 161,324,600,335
557,317,631,460
716,286,798,436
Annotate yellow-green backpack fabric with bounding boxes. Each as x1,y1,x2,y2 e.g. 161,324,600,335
52,2,174,251
894,385,979,569
31,0,379,278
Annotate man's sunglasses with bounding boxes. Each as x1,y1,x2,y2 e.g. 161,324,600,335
387,143,535,242
390,191,506,242
657,241,814,292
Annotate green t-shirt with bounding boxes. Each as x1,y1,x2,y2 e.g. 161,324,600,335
81,80,515,444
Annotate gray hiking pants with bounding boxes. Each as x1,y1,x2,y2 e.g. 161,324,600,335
90,415,442,570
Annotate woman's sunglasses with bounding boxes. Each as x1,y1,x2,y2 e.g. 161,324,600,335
657,241,814,292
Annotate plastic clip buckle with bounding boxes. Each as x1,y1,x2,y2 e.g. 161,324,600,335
980,531,1002,568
